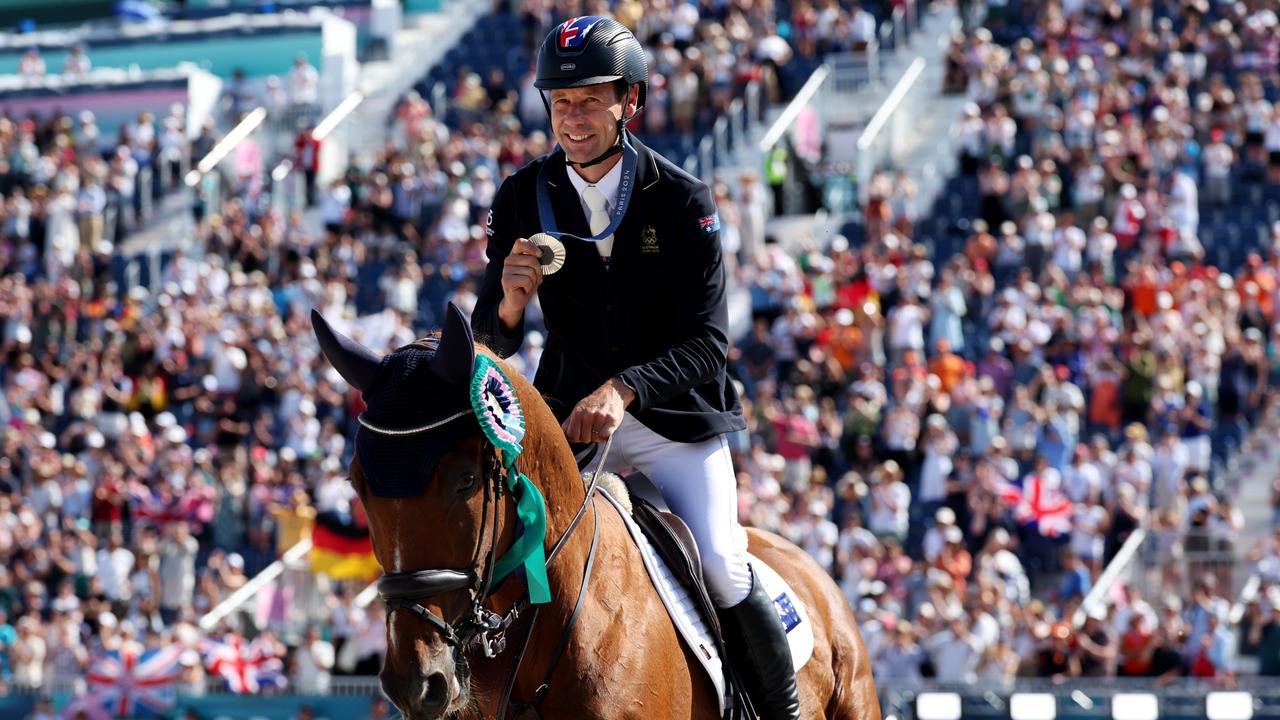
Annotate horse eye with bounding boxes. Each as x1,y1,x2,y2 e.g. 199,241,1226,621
456,472,477,492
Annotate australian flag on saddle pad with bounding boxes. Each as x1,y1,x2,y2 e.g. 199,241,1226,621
84,645,182,717
994,470,1074,538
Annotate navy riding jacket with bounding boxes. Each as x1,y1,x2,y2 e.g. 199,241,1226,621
471,135,746,443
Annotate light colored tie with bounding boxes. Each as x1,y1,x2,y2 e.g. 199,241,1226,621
581,185,615,260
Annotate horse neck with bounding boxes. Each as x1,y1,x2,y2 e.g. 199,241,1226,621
481,426,611,712
522,424,588,559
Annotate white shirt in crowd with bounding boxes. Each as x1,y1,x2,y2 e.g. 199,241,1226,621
868,480,911,537
1070,502,1108,560
288,60,320,106
1203,142,1233,178
1062,461,1102,503
888,302,926,351
97,545,136,602
294,637,336,693
353,608,388,661
159,534,199,611
918,434,956,503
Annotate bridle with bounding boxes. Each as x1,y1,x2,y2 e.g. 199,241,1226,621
376,441,513,655
368,408,610,716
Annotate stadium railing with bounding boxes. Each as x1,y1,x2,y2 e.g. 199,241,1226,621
688,81,765,181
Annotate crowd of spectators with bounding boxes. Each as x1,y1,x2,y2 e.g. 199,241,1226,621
0,0,817,697
1,0,1279,704
757,0,1278,685
0,102,198,264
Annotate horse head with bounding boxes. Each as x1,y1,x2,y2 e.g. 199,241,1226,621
312,304,579,720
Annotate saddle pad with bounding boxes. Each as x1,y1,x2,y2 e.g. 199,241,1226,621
597,488,817,712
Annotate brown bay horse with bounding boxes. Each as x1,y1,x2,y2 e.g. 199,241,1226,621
312,304,878,720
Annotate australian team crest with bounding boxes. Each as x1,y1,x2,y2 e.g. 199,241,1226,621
641,225,659,253
558,16,604,50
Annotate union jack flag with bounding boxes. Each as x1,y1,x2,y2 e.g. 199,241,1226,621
84,644,182,717
994,472,1074,538
202,634,288,694
558,16,601,49
130,486,185,525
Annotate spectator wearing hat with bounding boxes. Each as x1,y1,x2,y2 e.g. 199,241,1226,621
867,465,911,544
935,526,973,598
10,616,45,687
923,507,957,565
1077,608,1118,677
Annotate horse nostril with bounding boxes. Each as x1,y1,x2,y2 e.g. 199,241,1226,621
422,671,450,710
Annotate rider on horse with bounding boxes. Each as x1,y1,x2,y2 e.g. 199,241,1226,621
471,16,800,719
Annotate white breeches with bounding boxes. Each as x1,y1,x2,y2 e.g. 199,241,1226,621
602,413,753,608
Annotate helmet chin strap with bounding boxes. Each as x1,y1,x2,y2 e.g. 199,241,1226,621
564,119,629,169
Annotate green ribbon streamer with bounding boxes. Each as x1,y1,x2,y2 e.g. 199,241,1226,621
490,467,551,605
469,355,551,606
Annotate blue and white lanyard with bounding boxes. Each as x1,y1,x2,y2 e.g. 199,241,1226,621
535,134,638,242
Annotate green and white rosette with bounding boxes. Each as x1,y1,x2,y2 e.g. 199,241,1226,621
470,355,551,605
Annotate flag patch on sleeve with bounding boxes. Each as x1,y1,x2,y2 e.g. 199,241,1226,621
698,214,721,235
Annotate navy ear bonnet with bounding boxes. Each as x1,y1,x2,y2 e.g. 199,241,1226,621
312,304,480,499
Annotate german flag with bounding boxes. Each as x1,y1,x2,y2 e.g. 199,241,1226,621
310,509,381,580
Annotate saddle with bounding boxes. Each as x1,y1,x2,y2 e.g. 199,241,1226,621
624,473,727,653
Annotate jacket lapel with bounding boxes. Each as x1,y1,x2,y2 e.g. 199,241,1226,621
614,136,660,262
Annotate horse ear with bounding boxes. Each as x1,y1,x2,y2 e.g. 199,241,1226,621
430,302,475,385
311,309,382,393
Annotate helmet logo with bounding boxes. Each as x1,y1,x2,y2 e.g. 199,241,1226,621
558,16,603,49
560,63,576,71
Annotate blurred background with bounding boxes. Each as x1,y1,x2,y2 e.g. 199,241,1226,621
0,0,1277,718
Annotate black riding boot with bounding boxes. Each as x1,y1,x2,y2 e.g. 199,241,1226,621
718,566,800,720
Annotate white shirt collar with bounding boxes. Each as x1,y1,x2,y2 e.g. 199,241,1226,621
566,157,623,214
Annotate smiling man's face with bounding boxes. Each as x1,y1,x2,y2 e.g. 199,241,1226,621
549,82,637,169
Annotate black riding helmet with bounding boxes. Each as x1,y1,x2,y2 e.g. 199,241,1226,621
535,16,649,166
